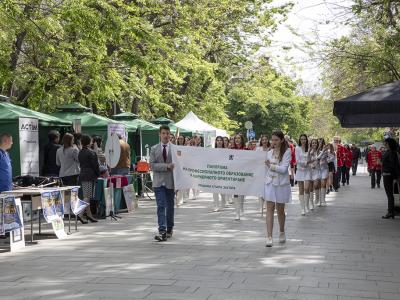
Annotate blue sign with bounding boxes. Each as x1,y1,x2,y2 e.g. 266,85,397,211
247,129,256,140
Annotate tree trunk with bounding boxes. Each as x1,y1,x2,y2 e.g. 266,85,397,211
131,96,140,114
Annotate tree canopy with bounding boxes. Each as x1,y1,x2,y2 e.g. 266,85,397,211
0,0,315,136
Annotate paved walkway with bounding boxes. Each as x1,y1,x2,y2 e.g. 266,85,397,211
1,167,400,300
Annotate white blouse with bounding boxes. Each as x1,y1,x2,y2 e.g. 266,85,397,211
265,148,292,186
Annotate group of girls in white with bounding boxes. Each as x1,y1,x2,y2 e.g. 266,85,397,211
295,134,336,216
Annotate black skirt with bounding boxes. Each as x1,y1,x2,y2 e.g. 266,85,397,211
328,162,335,172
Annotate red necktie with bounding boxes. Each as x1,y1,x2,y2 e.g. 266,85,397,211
163,145,167,162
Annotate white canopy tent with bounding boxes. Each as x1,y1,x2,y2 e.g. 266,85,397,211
175,111,228,147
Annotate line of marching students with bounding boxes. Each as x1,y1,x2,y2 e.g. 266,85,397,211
167,131,356,247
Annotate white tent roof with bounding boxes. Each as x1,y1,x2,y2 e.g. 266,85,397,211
175,111,228,137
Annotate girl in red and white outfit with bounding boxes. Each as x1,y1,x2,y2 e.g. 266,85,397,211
295,134,311,216
257,135,271,214
232,134,248,220
264,131,292,247
309,139,321,210
212,136,227,211
317,138,329,206
343,145,352,186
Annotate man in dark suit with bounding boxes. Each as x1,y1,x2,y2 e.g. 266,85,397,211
150,125,175,241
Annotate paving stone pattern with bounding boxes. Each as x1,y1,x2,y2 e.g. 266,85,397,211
1,167,400,300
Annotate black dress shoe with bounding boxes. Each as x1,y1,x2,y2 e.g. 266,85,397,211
371,186,375,189
86,216,98,223
382,213,395,219
154,232,167,242
166,229,173,238
77,216,88,224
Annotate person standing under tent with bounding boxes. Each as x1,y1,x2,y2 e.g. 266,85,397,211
309,139,321,209
111,135,131,176
150,125,175,242
56,133,80,186
43,130,61,177
232,134,248,220
78,134,99,224
351,144,361,176
212,136,227,212
256,134,271,214
367,145,382,189
264,131,292,247
0,133,13,193
175,135,188,207
295,134,311,216
317,139,329,206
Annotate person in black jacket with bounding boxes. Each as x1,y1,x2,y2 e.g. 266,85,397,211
42,130,61,176
382,138,400,219
78,134,100,223
351,144,361,175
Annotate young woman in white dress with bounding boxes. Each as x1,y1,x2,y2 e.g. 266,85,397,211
232,134,248,220
309,139,321,210
212,136,227,212
223,136,233,205
256,135,271,214
316,138,329,206
264,131,292,247
191,135,202,199
295,134,311,215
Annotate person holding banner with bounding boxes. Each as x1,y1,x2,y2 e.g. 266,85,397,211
191,135,202,199
150,125,175,242
232,134,248,220
256,135,271,213
264,131,292,247
212,136,227,212
295,134,311,216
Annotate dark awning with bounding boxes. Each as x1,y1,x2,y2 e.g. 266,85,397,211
333,80,400,127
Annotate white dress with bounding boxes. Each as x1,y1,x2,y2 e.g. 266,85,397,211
264,149,292,204
294,147,311,181
317,149,329,179
309,149,321,181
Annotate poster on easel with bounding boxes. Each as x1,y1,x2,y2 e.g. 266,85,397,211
2,196,22,233
40,192,58,223
0,198,4,236
108,123,127,142
10,198,25,251
123,184,136,212
19,117,39,176
70,188,88,216
51,217,67,239
53,191,64,217
104,187,113,216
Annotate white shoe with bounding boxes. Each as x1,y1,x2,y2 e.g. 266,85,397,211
235,213,240,221
301,209,306,216
279,232,286,243
310,193,315,211
299,195,306,216
305,193,310,213
266,237,273,247
213,208,219,212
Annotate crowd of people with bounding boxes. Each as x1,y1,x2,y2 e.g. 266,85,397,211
1,125,399,246
152,126,399,247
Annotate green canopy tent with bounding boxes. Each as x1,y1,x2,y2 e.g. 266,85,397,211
113,112,160,159
0,100,71,176
50,103,136,142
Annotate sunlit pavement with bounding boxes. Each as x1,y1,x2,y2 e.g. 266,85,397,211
1,165,400,300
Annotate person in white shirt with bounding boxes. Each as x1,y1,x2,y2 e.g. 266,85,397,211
212,136,227,212
264,131,292,247
309,138,321,210
295,134,311,215
256,134,270,215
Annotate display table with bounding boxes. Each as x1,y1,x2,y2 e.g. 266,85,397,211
3,186,80,244
94,175,137,217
